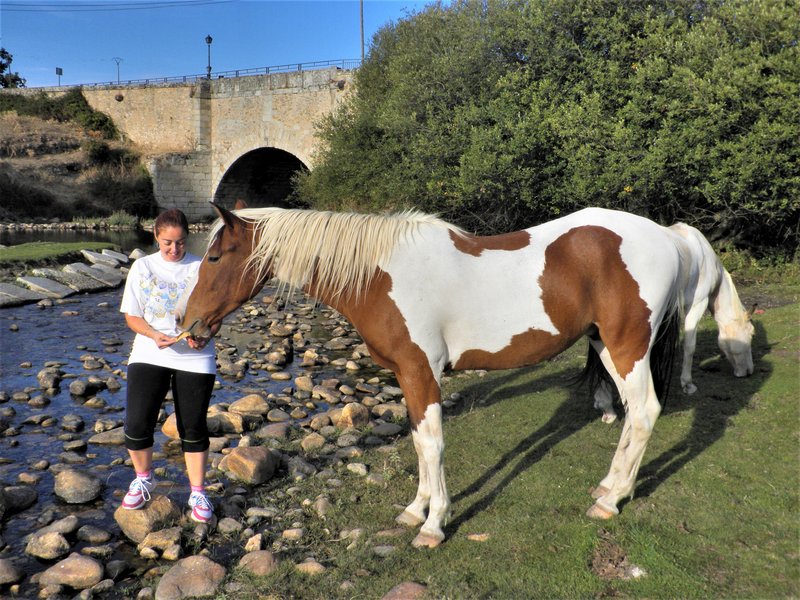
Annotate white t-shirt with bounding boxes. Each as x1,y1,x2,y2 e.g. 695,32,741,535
120,252,216,374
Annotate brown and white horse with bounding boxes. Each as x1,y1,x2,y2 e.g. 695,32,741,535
592,222,754,423
179,203,688,548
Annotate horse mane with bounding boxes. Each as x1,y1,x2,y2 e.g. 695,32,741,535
209,207,463,300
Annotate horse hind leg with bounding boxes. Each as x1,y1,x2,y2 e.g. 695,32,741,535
588,361,662,520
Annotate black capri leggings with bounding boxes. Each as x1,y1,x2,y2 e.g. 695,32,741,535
125,363,215,453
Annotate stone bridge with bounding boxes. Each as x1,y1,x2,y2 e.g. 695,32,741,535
80,66,353,220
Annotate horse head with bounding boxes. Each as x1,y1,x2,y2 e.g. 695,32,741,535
717,304,756,378
177,200,269,339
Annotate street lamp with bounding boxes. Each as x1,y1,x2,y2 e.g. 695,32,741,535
205,35,213,79
112,57,123,84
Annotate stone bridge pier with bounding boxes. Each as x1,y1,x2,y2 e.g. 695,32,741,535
82,67,352,221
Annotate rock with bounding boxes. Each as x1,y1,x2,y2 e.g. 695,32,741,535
372,422,403,437
336,403,370,428
218,446,279,485
347,463,368,477
54,469,102,504
77,525,112,544
381,582,428,600
88,427,126,445
372,402,408,421
138,527,182,554
155,555,226,600
25,531,70,560
267,408,291,422
295,559,326,575
206,412,245,433
39,553,104,590
114,495,182,544
237,550,277,577
2,485,37,514
0,558,23,585
294,376,315,392
300,432,326,452
228,393,270,416
161,413,180,439
254,422,290,440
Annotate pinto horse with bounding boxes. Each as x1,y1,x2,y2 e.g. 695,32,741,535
179,203,687,548
592,222,755,423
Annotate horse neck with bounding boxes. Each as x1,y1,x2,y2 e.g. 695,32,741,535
711,268,746,326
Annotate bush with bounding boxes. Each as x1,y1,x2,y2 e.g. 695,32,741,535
299,0,799,257
0,88,117,138
0,169,70,221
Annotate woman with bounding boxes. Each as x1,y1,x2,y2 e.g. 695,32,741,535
119,208,219,523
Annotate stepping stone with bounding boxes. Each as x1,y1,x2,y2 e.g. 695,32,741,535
31,267,109,293
80,250,119,267
101,249,129,264
16,276,76,299
0,282,50,307
64,263,124,287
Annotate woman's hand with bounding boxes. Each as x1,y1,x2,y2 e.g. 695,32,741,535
153,332,179,349
125,314,178,348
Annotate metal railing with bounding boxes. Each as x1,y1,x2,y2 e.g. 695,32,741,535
72,59,360,89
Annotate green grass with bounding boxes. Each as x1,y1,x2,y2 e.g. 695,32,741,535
216,297,799,599
0,241,115,266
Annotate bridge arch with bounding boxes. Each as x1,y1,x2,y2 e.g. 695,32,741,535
212,146,309,209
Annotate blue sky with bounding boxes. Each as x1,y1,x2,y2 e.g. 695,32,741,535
1,0,432,88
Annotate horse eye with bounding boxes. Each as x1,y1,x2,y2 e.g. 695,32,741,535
208,255,220,264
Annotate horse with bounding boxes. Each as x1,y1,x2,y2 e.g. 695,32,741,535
592,221,755,423
178,202,687,548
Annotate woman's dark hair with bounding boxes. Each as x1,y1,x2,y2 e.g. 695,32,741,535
154,208,189,237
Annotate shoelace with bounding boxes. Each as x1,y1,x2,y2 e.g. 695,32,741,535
129,477,152,502
192,493,212,511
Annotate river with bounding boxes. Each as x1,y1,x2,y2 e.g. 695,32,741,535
0,228,382,595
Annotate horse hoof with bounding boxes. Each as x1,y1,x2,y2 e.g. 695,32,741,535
396,510,425,528
590,485,610,499
412,531,444,549
586,502,617,520
683,383,697,395
601,413,617,424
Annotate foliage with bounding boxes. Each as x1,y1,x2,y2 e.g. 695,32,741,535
0,48,25,88
298,0,800,256
79,165,157,219
0,168,72,220
0,88,117,138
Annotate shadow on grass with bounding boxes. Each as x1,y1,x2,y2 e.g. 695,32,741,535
635,319,771,499
443,320,770,536
445,360,596,537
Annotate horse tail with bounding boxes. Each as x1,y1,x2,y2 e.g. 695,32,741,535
577,303,682,408
649,302,682,407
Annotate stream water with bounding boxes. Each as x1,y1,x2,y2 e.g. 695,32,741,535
0,230,380,595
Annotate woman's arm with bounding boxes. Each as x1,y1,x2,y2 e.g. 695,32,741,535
124,314,178,349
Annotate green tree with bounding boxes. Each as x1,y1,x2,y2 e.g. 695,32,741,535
298,0,799,256
0,48,26,88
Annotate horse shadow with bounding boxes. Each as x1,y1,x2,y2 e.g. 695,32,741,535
634,319,771,499
443,319,771,536
444,359,598,535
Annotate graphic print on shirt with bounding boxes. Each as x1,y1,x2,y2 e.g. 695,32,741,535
139,270,193,321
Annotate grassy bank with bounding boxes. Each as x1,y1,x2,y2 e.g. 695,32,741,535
0,241,116,281
221,294,798,598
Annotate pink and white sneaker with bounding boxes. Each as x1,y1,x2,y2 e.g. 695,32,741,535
121,476,155,510
188,491,214,524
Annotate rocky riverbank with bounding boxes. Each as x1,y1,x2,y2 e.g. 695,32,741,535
0,262,465,599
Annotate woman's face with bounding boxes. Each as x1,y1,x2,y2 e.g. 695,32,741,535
155,225,188,263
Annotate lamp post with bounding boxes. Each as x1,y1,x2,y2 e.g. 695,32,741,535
205,34,213,79
112,57,123,84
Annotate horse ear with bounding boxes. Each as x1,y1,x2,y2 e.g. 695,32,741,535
210,201,241,230
234,199,248,210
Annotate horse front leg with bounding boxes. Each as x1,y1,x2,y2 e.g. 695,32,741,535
395,371,449,548
680,299,708,395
